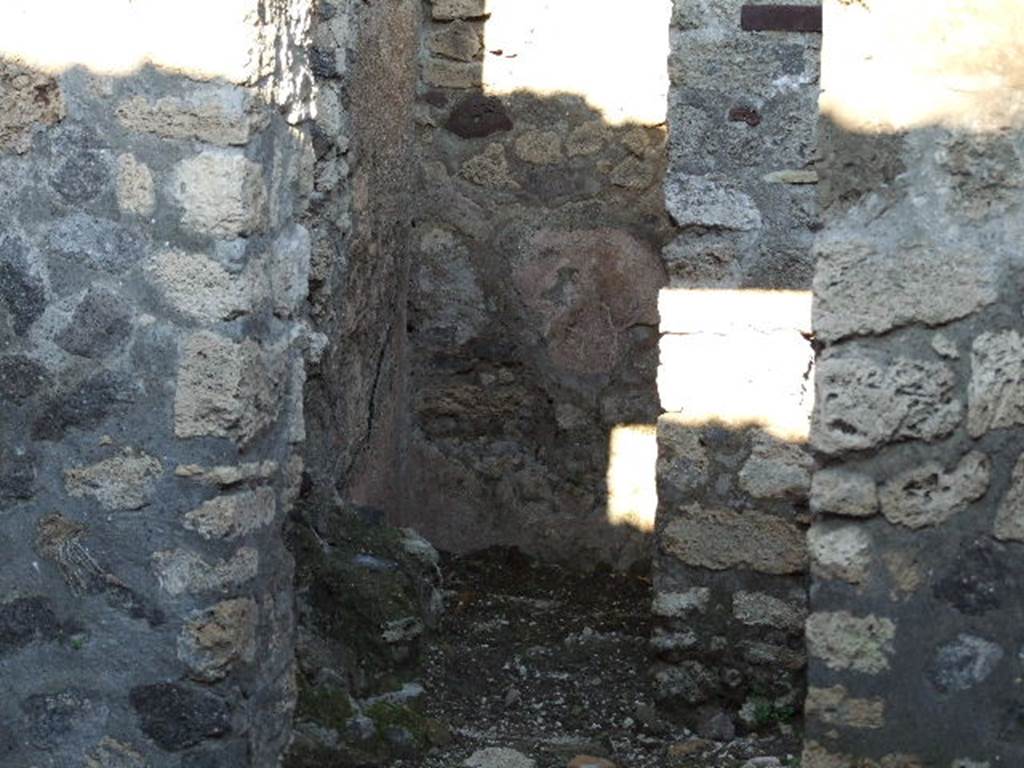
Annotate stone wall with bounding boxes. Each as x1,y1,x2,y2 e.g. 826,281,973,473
286,0,436,764
402,0,673,567
804,1,1024,764
301,0,421,516
0,2,316,765
652,0,820,735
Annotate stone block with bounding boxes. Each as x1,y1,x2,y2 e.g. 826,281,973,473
880,451,991,529
431,0,488,20
444,93,513,138
85,738,146,768
0,596,62,654
732,591,806,631
152,547,259,595
810,469,878,518
266,224,311,319
812,354,961,455
178,598,257,682
0,446,36,500
460,143,519,189
661,233,744,289
995,453,1024,541
414,227,488,346
0,355,51,402
0,59,64,154
64,449,163,511
514,131,563,165
0,233,46,335
968,330,1024,437
661,504,807,575
56,286,133,359
115,154,155,217
928,634,1004,692
172,150,267,237
656,414,709,496
147,251,250,323
184,488,277,539
174,460,278,486
33,371,134,441
652,588,711,617
665,175,762,231
806,611,895,674
115,85,264,146
128,683,231,751
427,20,482,61
174,332,283,445
813,235,999,342
738,431,813,499
804,686,884,729
423,60,482,89
807,521,871,583
48,214,148,273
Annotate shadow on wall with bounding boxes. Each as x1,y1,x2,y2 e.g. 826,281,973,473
399,0,676,571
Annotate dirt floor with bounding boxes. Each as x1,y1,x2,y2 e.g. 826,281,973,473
399,548,802,768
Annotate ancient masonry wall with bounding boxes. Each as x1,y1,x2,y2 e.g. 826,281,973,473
301,0,421,516
652,0,820,734
0,2,316,765
404,0,672,567
804,1,1024,765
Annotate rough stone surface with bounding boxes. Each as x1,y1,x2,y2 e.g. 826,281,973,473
431,0,488,20
813,237,999,341
808,521,871,583
178,598,257,682
661,505,808,575
172,150,267,238
464,747,536,768
879,452,991,530
0,59,65,154
147,251,250,322
929,635,1005,693
115,154,155,217
664,175,762,231
967,330,1024,437
64,449,163,511
183,488,277,540
56,286,133,358
994,453,1024,541
0,3,314,766
652,589,710,618
174,332,283,445
152,548,260,596
128,683,231,751
445,94,513,138
812,355,961,454
738,432,813,499
805,686,885,729
732,591,806,632
428,21,482,61
810,469,878,518
47,214,147,273
115,87,262,146
806,612,895,674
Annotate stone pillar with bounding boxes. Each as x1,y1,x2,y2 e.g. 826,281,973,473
0,2,315,765
806,1,1024,764
652,0,820,734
